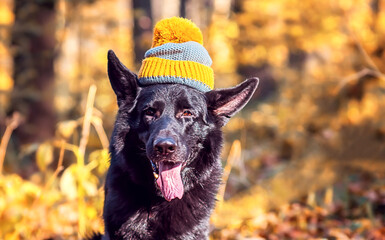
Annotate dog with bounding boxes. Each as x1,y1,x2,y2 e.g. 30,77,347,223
89,50,258,240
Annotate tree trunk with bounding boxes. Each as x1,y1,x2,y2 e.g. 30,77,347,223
151,0,180,23
10,0,57,144
133,0,152,66
183,0,212,28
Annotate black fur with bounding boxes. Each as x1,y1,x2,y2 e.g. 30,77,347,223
89,50,258,240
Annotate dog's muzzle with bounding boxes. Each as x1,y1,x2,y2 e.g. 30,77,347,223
149,137,184,201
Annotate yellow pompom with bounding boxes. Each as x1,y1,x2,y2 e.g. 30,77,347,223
152,17,203,48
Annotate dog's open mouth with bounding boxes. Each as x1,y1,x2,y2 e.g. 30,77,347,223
150,160,184,201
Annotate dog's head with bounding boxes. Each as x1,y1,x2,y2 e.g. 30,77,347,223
107,50,258,201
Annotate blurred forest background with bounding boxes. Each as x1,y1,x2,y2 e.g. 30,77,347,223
1,0,385,239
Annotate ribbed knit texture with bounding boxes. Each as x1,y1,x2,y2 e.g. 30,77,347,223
139,57,214,91
137,17,214,92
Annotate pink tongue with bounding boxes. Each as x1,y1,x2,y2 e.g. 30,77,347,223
156,162,184,201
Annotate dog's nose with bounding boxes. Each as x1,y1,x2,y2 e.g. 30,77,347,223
154,138,177,155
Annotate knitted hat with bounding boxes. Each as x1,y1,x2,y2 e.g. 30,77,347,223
138,17,214,92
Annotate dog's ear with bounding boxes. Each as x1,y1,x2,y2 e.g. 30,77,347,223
108,50,139,106
205,78,259,126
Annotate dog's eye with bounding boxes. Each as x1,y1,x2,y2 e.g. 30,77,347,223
182,110,193,117
144,108,156,116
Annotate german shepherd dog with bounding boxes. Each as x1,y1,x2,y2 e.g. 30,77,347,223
90,50,258,240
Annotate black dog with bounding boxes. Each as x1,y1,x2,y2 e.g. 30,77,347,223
90,50,258,240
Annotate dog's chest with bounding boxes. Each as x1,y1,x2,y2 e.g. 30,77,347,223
116,196,210,240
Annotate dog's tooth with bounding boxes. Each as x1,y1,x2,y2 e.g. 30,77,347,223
153,172,159,179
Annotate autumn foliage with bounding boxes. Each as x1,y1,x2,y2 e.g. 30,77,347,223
1,0,385,239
